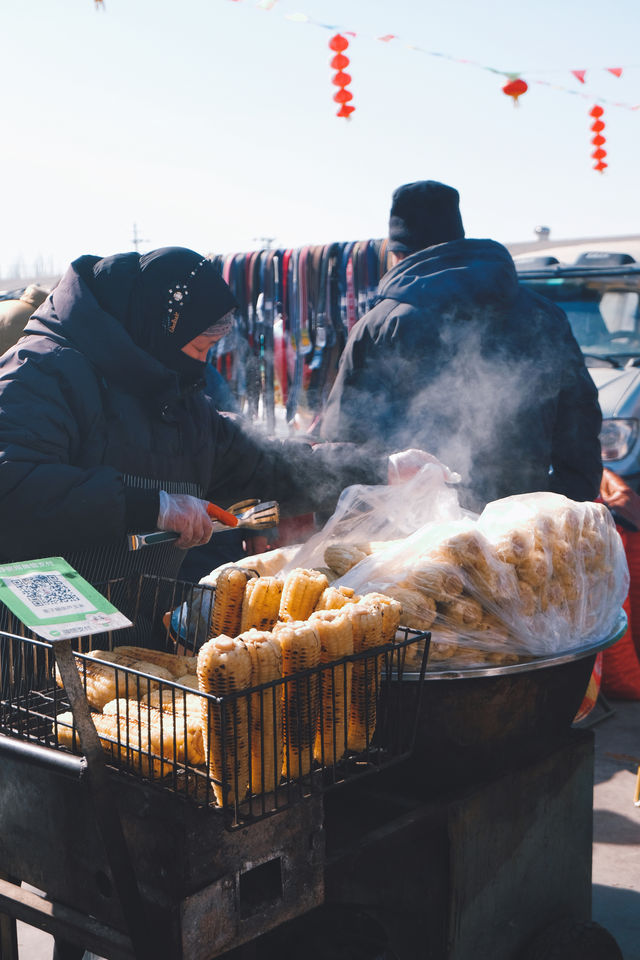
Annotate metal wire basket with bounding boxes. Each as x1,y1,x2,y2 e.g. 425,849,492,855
0,573,430,828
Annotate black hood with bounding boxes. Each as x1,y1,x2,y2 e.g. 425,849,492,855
26,261,180,399
378,238,520,313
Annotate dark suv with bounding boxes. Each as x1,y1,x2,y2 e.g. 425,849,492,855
515,248,640,491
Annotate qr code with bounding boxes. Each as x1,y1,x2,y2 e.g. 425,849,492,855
6,573,96,618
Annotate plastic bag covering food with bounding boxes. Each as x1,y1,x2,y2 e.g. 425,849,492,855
336,492,629,660
281,459,464,577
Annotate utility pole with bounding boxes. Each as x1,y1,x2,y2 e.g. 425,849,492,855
252,236,276,251
132,223,149,252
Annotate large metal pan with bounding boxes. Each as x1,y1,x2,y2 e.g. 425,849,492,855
387,610,627,791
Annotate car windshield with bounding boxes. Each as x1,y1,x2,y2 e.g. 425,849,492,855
521,276,640,360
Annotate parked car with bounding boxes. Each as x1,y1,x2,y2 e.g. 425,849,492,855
514,246,640,491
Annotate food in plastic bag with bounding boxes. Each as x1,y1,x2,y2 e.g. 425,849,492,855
337,493,629,664
282,459,464,576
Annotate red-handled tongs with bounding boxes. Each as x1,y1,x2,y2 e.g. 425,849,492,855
127,499,279,551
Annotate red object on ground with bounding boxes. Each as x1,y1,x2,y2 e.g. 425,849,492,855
601,527,640,700
574,651,603,722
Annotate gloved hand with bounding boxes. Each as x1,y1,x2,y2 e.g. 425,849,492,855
387,449,461,485
157,491,214,549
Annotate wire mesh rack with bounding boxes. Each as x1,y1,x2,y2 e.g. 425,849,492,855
0,573,431,829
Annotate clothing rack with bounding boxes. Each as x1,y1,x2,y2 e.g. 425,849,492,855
208,240,391,432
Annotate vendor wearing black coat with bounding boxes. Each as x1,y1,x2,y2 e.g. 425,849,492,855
0,247,386,583
320,181,602,512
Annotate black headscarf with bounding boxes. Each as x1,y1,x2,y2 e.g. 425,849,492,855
79,246,238,382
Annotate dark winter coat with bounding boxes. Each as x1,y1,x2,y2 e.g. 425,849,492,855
320,239,602,510
0,262,383,566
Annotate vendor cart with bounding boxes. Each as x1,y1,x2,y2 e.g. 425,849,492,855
0,572,429,960
0,574,625,960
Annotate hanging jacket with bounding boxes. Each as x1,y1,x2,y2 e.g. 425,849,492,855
319,238,602,511
0,263,385,570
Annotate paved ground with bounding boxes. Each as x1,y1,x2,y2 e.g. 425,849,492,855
14,699,640,959
591,699,640,960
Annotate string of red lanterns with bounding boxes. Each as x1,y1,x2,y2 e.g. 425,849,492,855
589,105,607,173
329,34,355,119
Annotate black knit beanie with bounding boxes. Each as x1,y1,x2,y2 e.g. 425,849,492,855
388,180,465,254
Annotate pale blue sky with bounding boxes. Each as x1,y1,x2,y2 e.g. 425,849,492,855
3,0,640,277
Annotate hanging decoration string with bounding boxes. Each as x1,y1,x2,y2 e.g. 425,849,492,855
590,105,608,173
222,1,640,111
329,34,355,120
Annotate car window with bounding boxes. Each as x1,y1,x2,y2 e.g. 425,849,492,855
521,277,640,357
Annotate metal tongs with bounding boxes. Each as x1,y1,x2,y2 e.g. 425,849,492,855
127,498,280,551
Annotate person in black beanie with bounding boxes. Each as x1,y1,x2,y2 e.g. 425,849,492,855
320,180,602,510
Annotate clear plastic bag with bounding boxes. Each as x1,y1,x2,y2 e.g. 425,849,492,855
335,492,629,662
282,459,464,577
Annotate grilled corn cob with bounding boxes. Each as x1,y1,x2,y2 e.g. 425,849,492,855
142,685,202,716
241,577,283,633
108,646,197,677
272,620,322,778
210,567,250,639
360,592,403,642
344,602,384,753
239,629,283,794
314,585,359,612
437,595,484,630
102,698,205,765
197,634,252,805
308,609,354,763
407,560,464,601
324,543,369,578
279,568,329,622
55,653,173,712
384,586,437,631
56,705,201,777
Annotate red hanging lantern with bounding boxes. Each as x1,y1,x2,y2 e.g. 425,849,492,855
502,77,528,105
329,34,355,120
330,52,349,70
589,105,607,173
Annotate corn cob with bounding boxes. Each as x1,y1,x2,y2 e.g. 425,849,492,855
210,567,250,639
272,620,322,778
142,685,202,717
314,585,359,612
493,529,534,567
279,568,328,622
516,549,550,588
516,579,537,617
437,595,484,630
238,629,283,794
406,560,464,601
56,703,202,777
360,592,403,642
107,646,197,677
308,609,354,764
102,698,205,765
240,577,283,633
344,602,384,753
54,653,173,712
324,543,369,578
197,634,252,805
384,586,436,631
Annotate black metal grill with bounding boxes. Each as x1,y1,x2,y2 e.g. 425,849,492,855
0,573,430,829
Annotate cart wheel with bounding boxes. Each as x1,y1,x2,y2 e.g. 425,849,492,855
520,919,623,960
